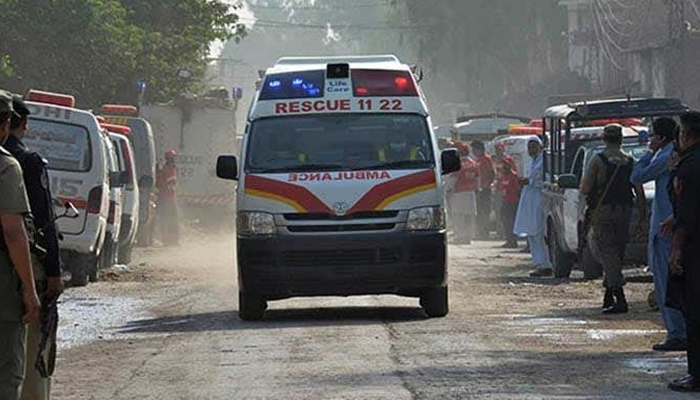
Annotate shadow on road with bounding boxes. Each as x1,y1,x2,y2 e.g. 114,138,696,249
117,306,429,334
297,349,687,399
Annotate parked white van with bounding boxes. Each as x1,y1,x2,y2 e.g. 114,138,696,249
99,128,128,274
24,90,109,286
104,124,140,263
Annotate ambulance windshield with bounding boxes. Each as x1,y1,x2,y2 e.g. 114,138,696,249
25,119,92,172
246,114,433,173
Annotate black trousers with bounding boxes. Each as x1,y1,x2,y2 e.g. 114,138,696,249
476,188,492,237
688,316,700,377
501,201,518,245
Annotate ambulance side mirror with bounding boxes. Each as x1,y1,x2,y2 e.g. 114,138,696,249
217,155,238,181
441,149,461,175
557,174,579,189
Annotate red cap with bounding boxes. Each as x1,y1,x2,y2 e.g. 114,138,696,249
165,149,178,159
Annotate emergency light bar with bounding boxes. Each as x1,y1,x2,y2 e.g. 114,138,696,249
508,126,541,135
584,118,643,127
100,123,132,135
351,70,417,97
101,104,138,116
260,71,325,100
26,90,76,108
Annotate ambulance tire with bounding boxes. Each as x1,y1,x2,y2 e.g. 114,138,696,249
100,236,116,273
550,228,573,278
88,254,100,283
420,286,449,318
69,255,93,287
118,244,133,265
238,291,267,321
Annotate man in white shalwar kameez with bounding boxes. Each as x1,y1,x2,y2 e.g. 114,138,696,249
514,136,553,277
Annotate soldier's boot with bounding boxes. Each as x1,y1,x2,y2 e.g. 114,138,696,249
602,288,614,309
602,288,628,314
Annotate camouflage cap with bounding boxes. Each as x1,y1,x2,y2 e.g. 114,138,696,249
0,90,19,117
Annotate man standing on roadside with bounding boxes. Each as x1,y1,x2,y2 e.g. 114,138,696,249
472,141,495,239
496,157,521,249
514,136,552,277
156,150,180,246
667,112,700,392
5,95,63,400
630,118,686,351
0,90,41,400
581,124,646,314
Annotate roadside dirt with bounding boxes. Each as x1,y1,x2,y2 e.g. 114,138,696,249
50,235,692,399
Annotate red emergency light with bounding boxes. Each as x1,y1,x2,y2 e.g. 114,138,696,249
100,123,132,135
509,126,542,135
529,119,544,128
26,90,76,108
352,70,418,97
95,115,106,123
101,104,138,116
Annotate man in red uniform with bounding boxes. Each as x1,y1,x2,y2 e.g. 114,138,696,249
472,141,495,239
447,142,479,244
156,150,180,246
496,157,521,248
492,142,515,240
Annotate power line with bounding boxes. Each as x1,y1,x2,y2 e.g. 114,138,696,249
241,17,424,30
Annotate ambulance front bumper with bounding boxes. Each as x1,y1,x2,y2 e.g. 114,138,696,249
237,231,447,300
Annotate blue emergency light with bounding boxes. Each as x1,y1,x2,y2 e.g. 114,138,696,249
259,71,326,100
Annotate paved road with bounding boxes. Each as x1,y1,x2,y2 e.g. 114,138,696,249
51,236,694,399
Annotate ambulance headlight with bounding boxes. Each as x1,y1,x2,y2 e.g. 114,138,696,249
238,212,276,236
407,207,446,231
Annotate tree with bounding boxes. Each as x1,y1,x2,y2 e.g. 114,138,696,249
0,0,245,107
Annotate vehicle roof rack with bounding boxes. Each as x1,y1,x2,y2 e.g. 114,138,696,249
275,55,400,66
544,98,689,121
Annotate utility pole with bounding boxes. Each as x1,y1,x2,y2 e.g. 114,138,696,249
668,0,685,99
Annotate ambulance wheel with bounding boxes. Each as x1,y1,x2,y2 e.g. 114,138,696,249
420,286,449,318
238,291,267,321
88,255,100,283
550,228,573,278
69,256,91,287
118,244,133,265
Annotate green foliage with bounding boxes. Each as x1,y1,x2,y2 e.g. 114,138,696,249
0,0,245,107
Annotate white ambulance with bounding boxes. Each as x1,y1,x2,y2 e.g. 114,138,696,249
216,55,461,320
103,125,140,264
23,90,110,286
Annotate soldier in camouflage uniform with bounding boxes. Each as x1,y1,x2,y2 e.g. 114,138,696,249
0,90,41,400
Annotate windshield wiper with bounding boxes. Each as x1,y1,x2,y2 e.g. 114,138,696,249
355,160,432,171
253,164,346,174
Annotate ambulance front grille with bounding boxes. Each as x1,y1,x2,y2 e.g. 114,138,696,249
283,248,400,267
287,223,395,233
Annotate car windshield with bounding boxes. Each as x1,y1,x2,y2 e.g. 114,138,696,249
25,119,92,172
246,113,434,173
